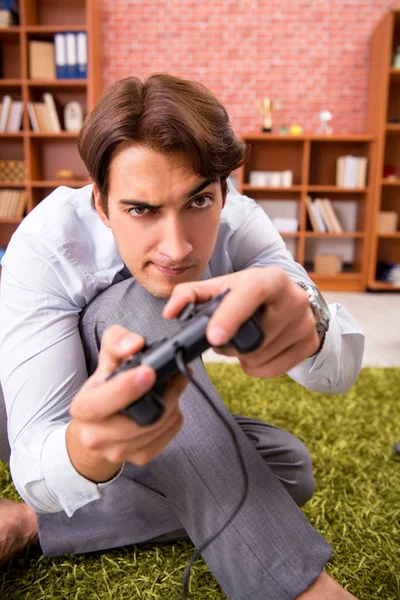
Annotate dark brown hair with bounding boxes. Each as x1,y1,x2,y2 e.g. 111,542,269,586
78,74,247,212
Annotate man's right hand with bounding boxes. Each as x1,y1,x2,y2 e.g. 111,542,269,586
66,325,187,483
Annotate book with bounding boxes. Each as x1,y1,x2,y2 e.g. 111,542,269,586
33,102,54,132
6,100,23,132
311,199,327,232
14,190,26,218
305,196,320,232
29,41,56,80
77,32,87,79
358,157,368,188
336,157,344,187
66,32,78,78
27,101,39,132
315,198,334,232
43,93,61,132
0,94,12,132
323,199,343,233
54,33,67,79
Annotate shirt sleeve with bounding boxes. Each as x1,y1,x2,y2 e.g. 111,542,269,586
227,195,365,394
0,233,113,516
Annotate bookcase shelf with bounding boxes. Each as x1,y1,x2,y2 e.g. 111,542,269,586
0,0,101,249
367,8,400,290
238,134,376,291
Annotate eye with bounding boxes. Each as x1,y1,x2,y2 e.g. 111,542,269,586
191,195,214,209
128,206,151,217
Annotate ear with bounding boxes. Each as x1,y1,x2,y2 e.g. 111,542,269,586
93,184,111,228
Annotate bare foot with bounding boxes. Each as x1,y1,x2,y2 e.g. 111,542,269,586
0,498,38,565
297,572,357,599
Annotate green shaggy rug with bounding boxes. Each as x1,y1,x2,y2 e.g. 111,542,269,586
1,366,399,600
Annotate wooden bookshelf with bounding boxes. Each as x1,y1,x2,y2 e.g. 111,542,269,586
238,134,376,291
366,8,400,290
0,0,101,248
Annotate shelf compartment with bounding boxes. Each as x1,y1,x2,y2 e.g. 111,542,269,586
306,194,368,233
0,32,22,79
242,139,304,186
305,237,364,276
0,138,24,161
23,0,87,27
309,140,371,187
27,87,87,132
29,137,88,182
256,198,301,234
383,136,400,179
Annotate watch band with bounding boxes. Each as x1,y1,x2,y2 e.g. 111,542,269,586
295,280,331,338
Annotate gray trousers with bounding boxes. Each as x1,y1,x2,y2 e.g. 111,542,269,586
0,278,332,599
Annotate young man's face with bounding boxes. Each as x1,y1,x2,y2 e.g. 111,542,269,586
94,145,225,299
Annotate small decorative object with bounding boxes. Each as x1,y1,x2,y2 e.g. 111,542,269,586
318,110,333,135
289,124,303,136
393,45,400,68
64,101,83,132
56,169,75,180
0,160,25,182
258,98,279,132
383,164,397,180
279,126,289,135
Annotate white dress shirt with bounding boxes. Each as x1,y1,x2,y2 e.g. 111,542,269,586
0,180,364,516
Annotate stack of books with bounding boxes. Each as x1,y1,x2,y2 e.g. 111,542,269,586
29,33,87,80
306,197,343,233
336,155,368,188
376,261,400,286
0,95,23,132
0,189,26,218
27,93,61,133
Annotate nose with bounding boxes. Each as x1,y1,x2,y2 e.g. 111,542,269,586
156,215,193,263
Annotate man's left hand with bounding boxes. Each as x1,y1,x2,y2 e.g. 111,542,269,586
163,267,321,379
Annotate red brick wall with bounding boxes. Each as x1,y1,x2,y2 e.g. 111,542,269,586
100,0,398,135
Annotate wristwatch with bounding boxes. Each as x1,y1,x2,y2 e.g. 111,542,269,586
295,280,331,339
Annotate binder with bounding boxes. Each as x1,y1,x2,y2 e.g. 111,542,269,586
66,32,78,78
54,33,67,79
77,32,87,79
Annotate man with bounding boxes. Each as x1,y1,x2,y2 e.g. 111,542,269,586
0,75,364,599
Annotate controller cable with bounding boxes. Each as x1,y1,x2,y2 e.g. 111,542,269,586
174,348,250,600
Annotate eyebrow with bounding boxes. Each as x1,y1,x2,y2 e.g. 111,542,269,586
118,178,214,209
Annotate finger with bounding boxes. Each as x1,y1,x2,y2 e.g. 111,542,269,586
240,311,319,370
124,411,184,466
206,270,308,347
239,335,320,380
77,399,184,450
162,275,230,319
70,364,156,421
205,269,288,346
91,325,146,383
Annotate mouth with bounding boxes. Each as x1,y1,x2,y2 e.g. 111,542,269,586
152,263,191,277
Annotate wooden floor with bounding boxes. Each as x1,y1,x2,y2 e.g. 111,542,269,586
203,292,400,368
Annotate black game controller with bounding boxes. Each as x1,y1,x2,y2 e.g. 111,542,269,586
107,289,265,426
